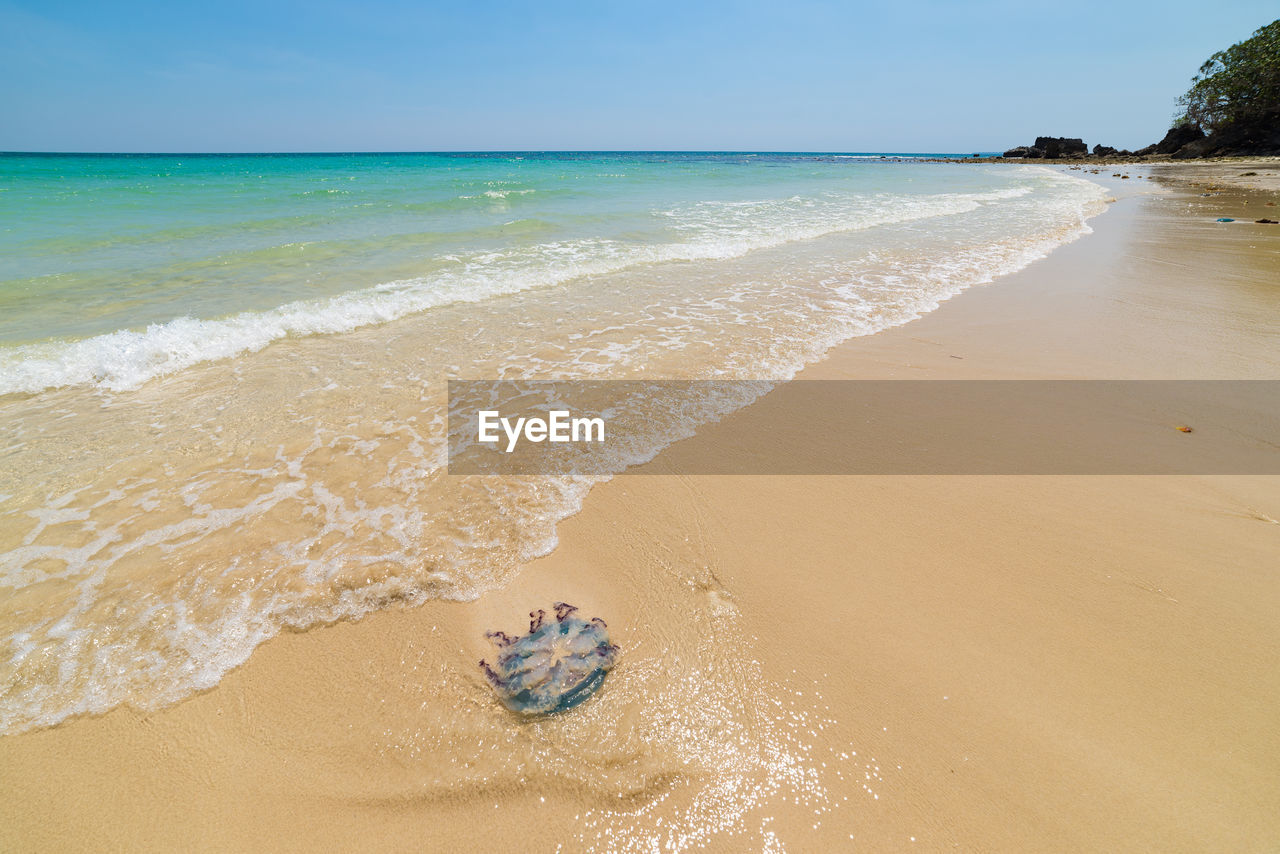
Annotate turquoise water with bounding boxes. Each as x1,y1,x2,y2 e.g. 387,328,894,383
5,152,1041,391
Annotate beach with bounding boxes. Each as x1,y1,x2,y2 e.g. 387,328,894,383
1,159,1278,852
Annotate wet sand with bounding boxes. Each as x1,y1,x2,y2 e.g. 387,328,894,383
2,165,1278,852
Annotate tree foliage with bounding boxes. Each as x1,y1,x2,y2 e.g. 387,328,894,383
1177,19,1280,131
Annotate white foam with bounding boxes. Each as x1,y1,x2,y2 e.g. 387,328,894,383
0,174,1066,396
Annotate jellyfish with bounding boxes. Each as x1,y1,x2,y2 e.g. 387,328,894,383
479,602,618,715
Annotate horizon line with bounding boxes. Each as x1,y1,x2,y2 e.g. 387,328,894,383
1,149,999,157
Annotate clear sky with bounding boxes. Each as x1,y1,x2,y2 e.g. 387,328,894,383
1,0,1275,153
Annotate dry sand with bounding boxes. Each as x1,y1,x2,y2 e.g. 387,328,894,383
1,165,1277,852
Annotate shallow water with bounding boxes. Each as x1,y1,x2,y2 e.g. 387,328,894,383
0,152,1106,734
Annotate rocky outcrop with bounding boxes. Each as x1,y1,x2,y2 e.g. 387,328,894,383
1034,137,1087,157
1002,137,1089,159
1170,137,1215,159
1154,124,1206,154
1134,117,1280,158
1192,112,1280,156
999,114,1276,161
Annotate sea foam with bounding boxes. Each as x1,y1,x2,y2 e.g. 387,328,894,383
1,182,1041,395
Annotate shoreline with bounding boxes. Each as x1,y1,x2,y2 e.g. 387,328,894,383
2,163,1278,851
939,154,1280,174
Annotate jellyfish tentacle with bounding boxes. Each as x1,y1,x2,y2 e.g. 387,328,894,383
485,630,515,647
479,659,502,686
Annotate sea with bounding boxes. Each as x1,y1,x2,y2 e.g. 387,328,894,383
0,151,1107,734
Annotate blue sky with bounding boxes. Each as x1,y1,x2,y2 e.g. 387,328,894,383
1,1,1275,152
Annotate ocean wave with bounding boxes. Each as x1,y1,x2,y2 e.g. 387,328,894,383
0,176,1069,395
457,188,538,200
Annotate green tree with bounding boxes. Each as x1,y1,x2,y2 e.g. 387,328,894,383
1177,19,1280,131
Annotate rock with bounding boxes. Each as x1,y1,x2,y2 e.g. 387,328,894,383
1003,137,1088,159
1034,137,1087,158
1197,114,1280,157
1093,144,1118,157
1154,124,1205,155
1133,144,1158,156
1171,137,1214,159
1256,219,1278,224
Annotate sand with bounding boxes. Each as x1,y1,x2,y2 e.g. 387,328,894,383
1,164,1277,852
